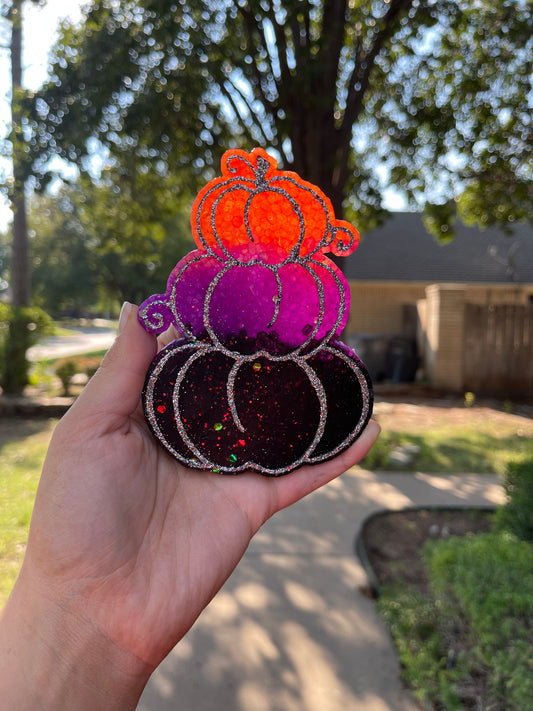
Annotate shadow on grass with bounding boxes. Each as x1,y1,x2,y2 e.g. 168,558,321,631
0,418,55,451
361,430,533,474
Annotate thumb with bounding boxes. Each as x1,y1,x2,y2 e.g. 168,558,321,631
70,302,157,420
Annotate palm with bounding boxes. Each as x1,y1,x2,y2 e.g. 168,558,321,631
24,309,378,670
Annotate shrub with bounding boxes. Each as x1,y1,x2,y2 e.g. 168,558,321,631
54,354,102,396
496,457,533,542
75,355,102,378
0,305,53,393
425,532,533,711
377,588,464,710
54,359,78,396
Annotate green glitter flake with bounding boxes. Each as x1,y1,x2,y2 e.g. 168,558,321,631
214,422,223,431
228,454,238,463
253,362,262,372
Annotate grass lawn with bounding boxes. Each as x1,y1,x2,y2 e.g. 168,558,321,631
0,419,56,606
379,531,533,710
0,400,531,608
364,401,533,474
362,425,533,474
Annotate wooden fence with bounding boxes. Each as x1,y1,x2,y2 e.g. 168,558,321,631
463,303,533,399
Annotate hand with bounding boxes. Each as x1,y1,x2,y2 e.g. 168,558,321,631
0,303,380,710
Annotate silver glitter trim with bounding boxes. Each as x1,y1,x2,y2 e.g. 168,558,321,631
141,150,371,475
306,344,372,464
144,340,370,476
227,359,245,433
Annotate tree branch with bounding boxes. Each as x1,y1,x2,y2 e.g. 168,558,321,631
334,0,414,184
260,1,292,97
220,76,274,148
318,0,348,98
236,8,279,114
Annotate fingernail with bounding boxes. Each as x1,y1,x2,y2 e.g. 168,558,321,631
118,301,133,334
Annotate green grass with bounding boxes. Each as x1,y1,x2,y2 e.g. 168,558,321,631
361,425,533,474
379,532,533,710
52,325,80,337
32,348,108,367
0,420,56,606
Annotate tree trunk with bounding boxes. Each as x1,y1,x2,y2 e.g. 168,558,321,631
3,0,32,394
10,0,30,308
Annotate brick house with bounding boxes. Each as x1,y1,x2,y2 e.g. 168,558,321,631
344,213,533,398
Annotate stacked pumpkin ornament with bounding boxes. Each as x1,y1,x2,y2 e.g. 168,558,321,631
138,148,373,475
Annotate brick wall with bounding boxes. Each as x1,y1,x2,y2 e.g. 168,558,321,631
424,285,466,390
346,281,426,335
346,280,533,392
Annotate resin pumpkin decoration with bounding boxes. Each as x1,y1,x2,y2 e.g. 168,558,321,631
138,148,373,475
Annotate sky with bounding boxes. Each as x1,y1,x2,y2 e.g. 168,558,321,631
0,0,405,232
1,0,86,230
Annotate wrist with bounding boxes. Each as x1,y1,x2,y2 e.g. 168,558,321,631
0,567,153,710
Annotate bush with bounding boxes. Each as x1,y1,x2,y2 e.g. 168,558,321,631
54,355,102,396
425,532,533,711
54,359,78,396
0,304,53,393
74,355,102,378
379,531,533,710
495,457,533,542
377,589,464,709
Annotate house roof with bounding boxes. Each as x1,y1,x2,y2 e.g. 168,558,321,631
344,212,533,284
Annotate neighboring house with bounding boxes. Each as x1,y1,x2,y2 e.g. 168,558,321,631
344,213,533,398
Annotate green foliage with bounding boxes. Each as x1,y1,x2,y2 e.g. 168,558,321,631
496,457,533,542
54,354,102,396
463,391,476,408
380,532,533,710
378,589,464,709
29,177,194,316
425,532,533,710
25,0,532,234
0,304,53,393
0,418,55,606
54,358,77,396
29,188,98,316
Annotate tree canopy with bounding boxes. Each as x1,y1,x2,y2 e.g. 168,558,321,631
0,0,48,392
25,0,533,237
29,171,194,315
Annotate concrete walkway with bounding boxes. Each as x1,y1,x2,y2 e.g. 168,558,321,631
27,323,116,361
138,469,503,711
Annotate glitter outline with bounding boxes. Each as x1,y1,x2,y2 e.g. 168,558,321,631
143,340,372,476
139,148,371,476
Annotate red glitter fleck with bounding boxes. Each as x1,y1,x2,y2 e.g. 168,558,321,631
238,439,246,446
157,405,166,414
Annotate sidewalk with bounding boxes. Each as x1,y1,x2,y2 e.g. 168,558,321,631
138,469,503,711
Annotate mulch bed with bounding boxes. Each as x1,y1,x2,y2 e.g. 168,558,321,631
360,507,494,595
359,508,497,710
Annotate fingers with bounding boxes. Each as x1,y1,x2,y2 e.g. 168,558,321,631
157,324,180,351
70,303,157,421
271,419,381,513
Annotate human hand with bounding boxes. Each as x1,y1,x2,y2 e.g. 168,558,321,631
0,303,380,710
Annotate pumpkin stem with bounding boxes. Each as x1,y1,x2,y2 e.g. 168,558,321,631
256,156,269,186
